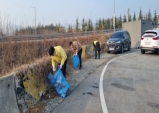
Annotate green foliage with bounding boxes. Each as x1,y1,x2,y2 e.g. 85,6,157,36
76,17,79,32
102,18,105,30
82,18,85,32
10,8,159,35
128,14,132,21
133,12,136,21
87,19,93,31
106,18,111,29
153,10,158,22
15,23,65,35
98,19,102,30
123,15,127,22
115,16,118,28
67,24,73,32
147,9,152,21
95,20,99,30
138,8,143,20
118,15,122,28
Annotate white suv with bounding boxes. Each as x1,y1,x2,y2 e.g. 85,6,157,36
140,29,159,54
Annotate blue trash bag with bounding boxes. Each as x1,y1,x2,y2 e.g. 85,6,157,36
48,68,70,98
73,55,80,70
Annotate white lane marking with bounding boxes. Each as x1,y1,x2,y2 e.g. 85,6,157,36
99,52,136,113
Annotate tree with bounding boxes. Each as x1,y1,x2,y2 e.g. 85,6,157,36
138,8,143,20
105,18,110,29
128,14,132,22
118,15,122,28
82,18,85,32
90,20,93,31
133,12,136,21
75,17,79,32
87,19,90,31
115,16,118,28
147,9,152,21
123,15,127,22
153,10,158,22
98,19,102,30
68,24,73,32
57,23,62,32
143,14,148,20
37,23,42,34
102,18,105,30
87,19,93,31
85,22,88,31
95,20,99,30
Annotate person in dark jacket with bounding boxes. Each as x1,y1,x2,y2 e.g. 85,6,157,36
93,40,101,59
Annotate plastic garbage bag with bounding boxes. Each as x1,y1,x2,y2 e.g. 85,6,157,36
73,55,80,70
48,68,70,98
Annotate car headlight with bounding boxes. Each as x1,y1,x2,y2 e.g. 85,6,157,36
116,40,121,43
106,41,109,44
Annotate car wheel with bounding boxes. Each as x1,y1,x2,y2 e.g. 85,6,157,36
128,44,131,51
141,49,145,54
107,50,110,53
120,44,124,54
154,50,158,54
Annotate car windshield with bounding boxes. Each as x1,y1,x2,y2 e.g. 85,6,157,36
143,34,156,37
111,32,123,38
143,32,157,37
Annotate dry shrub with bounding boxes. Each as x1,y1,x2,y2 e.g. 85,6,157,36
0,33,111,77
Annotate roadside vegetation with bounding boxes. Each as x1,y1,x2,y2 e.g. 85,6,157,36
0,34,111,77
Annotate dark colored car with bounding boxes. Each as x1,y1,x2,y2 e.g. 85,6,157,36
106,30,131,53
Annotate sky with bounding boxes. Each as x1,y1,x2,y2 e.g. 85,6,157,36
0,0,159,28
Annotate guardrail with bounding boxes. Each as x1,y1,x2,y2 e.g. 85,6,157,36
0,29,122,42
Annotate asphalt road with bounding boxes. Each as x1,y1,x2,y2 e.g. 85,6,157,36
51,50,159,113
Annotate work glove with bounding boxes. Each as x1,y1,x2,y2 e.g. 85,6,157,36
74,53,77,56
53,67,56,71
60,65,62,69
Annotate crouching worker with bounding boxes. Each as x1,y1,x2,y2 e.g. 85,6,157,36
93,40,101,59
49,46,67,78
69,41,82,69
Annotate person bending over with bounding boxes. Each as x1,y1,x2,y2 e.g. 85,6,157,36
69,41,82,69
49,46,67,77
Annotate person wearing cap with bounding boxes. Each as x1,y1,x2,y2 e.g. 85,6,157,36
49,46,67,77
69,41,82,69
93,40,101,59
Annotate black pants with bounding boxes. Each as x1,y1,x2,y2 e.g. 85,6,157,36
95,50,100,59
60,59,67,78
94,42,100,59
77,48,82,68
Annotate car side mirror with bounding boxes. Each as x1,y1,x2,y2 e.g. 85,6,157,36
123,36,125,39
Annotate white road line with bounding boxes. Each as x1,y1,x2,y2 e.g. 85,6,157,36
99,52,136,113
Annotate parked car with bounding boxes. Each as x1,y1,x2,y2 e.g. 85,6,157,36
106,30,131,54
140,29,159,54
